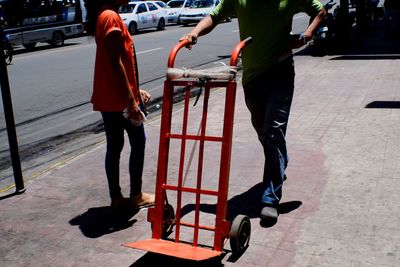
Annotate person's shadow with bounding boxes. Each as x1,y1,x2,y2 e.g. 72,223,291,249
180,182,302,228
128,183,302,265
69,206,139,238
129,252,224,267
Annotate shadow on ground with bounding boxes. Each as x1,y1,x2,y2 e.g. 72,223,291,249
295,20,400,58
130,252,224,267
365,101,400,109
11,42,81,56
128,183,302,265
180,182,302,225
69,206,139,238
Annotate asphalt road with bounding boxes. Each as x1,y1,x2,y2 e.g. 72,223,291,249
0,21,241,128
0,10,316,190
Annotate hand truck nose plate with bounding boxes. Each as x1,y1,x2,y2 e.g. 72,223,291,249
124,239,221,261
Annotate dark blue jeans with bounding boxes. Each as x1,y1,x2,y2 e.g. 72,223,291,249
243,56,295,206
101,112,146,200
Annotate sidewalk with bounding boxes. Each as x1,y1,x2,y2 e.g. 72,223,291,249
1,26,400,266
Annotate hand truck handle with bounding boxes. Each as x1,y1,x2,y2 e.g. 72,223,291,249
230,37,252,67
167,39,191,68
167,37,251,68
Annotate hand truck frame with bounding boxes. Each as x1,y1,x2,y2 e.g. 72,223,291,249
124,37,252,261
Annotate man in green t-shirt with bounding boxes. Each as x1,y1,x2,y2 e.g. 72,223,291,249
181,0,326,221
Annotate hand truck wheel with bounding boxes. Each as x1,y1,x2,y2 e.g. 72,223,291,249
151,203,176,238
162,203,176,237
229,214,251,255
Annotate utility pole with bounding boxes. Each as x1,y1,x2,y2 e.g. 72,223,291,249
0,24,25,194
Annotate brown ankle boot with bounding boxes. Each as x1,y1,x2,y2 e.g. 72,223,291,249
131,192,155,209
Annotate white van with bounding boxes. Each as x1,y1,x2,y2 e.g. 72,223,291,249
119,1,167,35
3,0,84,49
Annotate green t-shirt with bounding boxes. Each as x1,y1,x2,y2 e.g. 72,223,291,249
211,0,323,85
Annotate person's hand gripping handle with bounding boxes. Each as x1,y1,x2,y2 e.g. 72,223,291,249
179,33,198,50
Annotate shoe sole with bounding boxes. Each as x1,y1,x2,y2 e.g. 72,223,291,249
260,206,278,220
133,202,155,210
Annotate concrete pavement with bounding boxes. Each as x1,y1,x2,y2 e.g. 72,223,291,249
1,23,400,266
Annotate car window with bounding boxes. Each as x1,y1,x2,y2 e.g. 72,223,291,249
167,0,184,8
147,2,158,11
156,1,167,8
119,3,136,13
190,0,214,8
184,0,194,7
137,3,148,13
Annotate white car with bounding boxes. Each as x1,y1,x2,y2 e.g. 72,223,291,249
154,1,167,8
165,0,195,24
179,0,220,26
119,1,167,35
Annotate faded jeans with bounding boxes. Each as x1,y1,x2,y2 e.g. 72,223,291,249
243,56,295,206
101,112,146,200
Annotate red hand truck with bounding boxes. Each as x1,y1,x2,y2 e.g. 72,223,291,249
124,37,252,261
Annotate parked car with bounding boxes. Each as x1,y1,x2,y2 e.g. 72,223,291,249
165,0,194,24
119,1,167,35
154,1,167,8
179,0,220,26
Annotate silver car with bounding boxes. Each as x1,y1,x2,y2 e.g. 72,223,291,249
165,0,194,24
179,0,219,26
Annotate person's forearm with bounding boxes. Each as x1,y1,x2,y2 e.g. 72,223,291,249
180,15,218,47
189,15,217,38
304,8,327,40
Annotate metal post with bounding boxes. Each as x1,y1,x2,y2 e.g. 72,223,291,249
356,0,367,31
0,25,25,194
335,0,352,45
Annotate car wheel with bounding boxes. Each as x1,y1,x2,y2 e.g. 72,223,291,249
51,31,64,47
157,18,165,30
128,22,137,35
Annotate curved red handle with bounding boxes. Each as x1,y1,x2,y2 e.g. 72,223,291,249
167,37,252,69
167,39,191,68
230,37,252,66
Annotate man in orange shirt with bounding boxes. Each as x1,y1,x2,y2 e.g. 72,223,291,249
84,0,154,211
